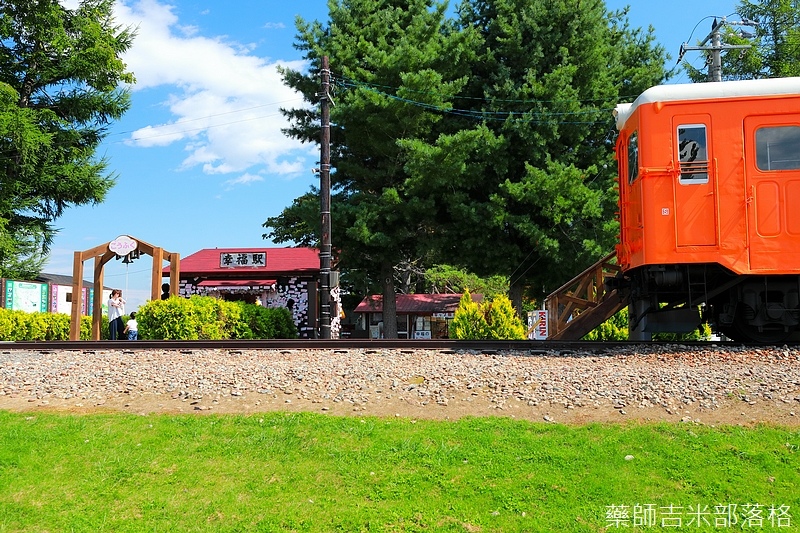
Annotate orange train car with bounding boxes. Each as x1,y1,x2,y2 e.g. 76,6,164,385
611,77,800,342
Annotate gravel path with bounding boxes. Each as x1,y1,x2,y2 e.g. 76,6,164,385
1,344,799,425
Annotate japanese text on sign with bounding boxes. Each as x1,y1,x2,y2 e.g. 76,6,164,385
219,252,266,268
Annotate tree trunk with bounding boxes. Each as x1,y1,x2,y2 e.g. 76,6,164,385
509,279,524,322
381,261,398,339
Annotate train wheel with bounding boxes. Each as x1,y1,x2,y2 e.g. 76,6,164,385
730,320,792,344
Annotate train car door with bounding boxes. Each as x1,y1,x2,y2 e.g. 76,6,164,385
673,116,717,247
743,116,800,270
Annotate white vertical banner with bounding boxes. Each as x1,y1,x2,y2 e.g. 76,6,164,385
528,309,549,340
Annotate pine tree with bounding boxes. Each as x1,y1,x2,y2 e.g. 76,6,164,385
0,0,135,278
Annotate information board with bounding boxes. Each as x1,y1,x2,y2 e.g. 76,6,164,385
4,280,49,313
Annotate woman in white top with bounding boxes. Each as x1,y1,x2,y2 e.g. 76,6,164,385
107,289,126,340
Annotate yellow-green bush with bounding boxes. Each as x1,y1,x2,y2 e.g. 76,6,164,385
484,294,527,340
0,297,297,341
136,296,297,340
0,308,100,341
452,291,526,340
451,291,489,340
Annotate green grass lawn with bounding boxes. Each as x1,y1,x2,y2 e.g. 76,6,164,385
0,411,797,532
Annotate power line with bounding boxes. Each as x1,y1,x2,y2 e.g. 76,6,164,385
333,77,617,125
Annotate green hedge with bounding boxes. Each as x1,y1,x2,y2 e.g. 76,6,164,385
0,296,297,341
135,296,298,340
0,308,96,341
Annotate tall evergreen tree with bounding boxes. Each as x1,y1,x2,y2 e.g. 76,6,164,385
684,1,800,82
267,0,669,328
0,0,134,278
733,0,799,78
404,0,668,309
266,0,478,337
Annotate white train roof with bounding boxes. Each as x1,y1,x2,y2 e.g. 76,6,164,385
613,77,800,130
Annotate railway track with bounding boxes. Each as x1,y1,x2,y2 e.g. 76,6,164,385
2,338,790,353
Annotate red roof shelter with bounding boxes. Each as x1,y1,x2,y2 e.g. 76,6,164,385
354,293,483,339
164,247,322,338
166,247,319,279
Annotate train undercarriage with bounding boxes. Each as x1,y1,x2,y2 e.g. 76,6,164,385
616,264,800,343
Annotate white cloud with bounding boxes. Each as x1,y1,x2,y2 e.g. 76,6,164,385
115,0,312,182
264,22,286,29
224,172,265,188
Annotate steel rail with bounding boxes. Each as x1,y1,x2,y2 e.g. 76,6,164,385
1,339,775,353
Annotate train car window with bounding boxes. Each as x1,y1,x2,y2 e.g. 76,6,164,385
677,124,709,183
756,126,800,171
628,131,639,184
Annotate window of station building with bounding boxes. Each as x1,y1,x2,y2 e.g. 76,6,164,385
397,314,409,339
756,126,800,171
627,131,639,184
677,124,709,183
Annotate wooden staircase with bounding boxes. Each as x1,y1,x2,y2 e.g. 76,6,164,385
544,252,628,340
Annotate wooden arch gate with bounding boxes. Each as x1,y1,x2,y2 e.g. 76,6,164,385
69,236,180,341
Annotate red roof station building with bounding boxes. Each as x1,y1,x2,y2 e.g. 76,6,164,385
165,247,338,338
354,293,482,339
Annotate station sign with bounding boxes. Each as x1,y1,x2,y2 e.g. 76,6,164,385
109,235,138,255
219,252,267,268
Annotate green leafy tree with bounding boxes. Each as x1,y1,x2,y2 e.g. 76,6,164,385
422,264,508,299
402,0,669,314
267,0,668,328
684,1,800,82
265,0,479,338
0,0,135,278
735,0,800,78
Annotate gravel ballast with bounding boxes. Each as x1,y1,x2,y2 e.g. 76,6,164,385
1,345,799,425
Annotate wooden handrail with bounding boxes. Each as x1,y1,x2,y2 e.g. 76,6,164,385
544,252,624,340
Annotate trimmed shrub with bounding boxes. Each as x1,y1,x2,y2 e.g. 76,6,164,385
136,296,298,340
0,309,103,341
0,309,26,341
451,291,489,340
583,307,629,341
230,302,296,339
136,297,198,340
453,292,527,340
485,294,527,340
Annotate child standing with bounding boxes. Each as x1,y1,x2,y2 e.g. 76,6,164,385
124,312,139,340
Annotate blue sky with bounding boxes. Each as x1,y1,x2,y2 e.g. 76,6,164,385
47,0,742,310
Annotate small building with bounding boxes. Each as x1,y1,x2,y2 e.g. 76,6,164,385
1,274,108,316
164,247,329,339
354,293,483,339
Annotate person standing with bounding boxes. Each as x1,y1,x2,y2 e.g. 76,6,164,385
108,289,125,340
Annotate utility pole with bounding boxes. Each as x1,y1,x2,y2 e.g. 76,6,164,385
679,17,756,82
319,56,332,339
